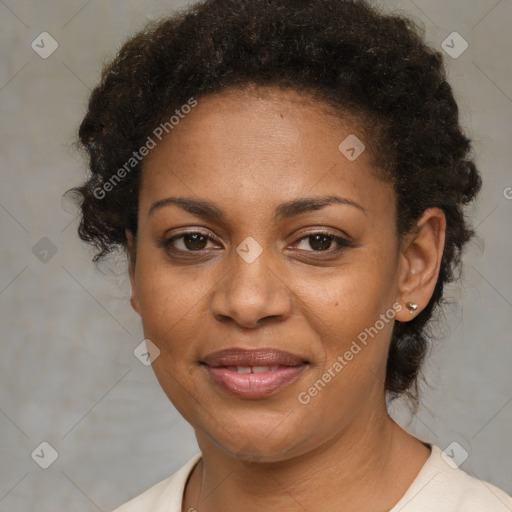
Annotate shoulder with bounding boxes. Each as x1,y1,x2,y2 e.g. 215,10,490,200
111,453,202,512
392,445,512,512
442,464,512,511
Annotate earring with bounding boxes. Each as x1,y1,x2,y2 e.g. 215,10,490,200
407,302,419,314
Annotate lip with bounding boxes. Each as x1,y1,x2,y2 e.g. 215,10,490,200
202,347,307,367
201,348,309,399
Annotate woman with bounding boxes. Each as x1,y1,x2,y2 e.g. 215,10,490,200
70,0,512,510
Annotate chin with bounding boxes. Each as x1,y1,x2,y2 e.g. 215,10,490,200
199,416,310,463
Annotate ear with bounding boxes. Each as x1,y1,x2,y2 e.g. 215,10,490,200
395,207,446,322
125,229,141,316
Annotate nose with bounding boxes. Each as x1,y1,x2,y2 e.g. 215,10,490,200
210,247,293,329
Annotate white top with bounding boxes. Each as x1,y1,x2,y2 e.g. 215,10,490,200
112,445,512,511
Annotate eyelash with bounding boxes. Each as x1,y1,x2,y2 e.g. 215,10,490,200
160,230,353,256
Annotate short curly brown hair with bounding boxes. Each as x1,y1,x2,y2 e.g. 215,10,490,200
69,0,481,404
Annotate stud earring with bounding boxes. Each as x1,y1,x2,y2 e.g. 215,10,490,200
407,302,419,314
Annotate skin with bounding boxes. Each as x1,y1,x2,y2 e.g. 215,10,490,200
126,84,446,512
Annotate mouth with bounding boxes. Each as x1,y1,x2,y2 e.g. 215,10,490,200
200,347,309,399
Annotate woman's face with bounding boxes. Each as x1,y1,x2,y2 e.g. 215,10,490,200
128,86,410,461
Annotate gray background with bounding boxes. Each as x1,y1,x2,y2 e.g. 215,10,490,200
0,0,511,510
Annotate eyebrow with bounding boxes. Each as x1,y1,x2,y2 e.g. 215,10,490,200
148,194,366,221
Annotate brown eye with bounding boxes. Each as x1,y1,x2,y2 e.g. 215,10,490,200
294,232,350,252
163,231,217,253
308,234,332,251
182,232,208,250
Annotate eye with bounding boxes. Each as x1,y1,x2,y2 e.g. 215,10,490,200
161,231,220,252
159,229,353,257
292,231,352,252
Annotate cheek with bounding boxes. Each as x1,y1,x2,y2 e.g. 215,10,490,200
134,249,207,355
134,261,210,415
290,257,396,337
286,256,398,398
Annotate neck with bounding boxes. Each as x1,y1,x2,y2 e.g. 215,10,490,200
183,405,430,512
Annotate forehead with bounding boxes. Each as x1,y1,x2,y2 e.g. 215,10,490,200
139,85,394,221
156,85,359,146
